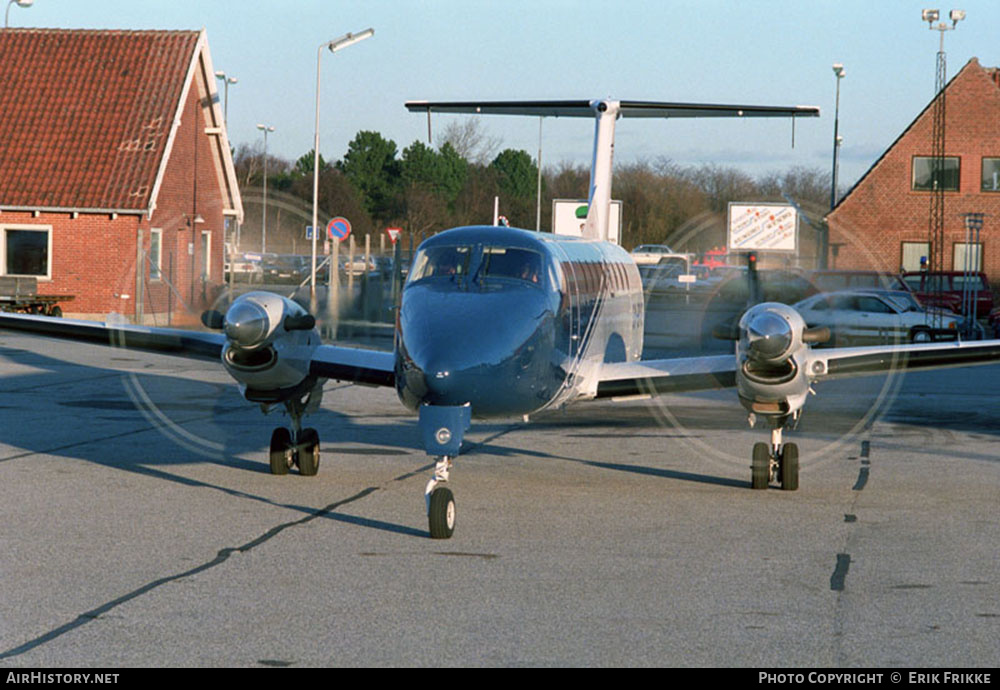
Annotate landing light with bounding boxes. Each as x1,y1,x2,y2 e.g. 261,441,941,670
435,428,452,445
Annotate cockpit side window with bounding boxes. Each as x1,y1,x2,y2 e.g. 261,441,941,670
408,245,473,283
479,247,544,286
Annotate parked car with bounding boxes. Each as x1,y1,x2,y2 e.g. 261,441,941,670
224,253,264,283
804,268,962,314
901,270,993,317
793,289,958,345
630,244,683,265
805,269,909,293
263,254,309,283
708,269,819,305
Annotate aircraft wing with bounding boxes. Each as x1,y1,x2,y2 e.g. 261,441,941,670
405,100,820,119
0,311,397,387
807,339,1000,379
595,338,1000,400
0,311,225,361
309,345,395,387
595,354,737,398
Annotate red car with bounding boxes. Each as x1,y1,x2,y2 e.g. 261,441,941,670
901,271,993,317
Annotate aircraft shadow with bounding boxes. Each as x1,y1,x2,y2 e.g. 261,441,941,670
0,343,426,538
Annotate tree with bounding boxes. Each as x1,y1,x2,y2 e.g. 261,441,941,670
292,149,330,180
489,148,539,227
439,118,501,165
337,131,403,224
401,141,467,203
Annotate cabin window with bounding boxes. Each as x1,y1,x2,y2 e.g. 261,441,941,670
408,245,473,282
1,225,51,279
480,247,543,285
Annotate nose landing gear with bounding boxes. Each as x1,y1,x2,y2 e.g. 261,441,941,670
419,404,471,539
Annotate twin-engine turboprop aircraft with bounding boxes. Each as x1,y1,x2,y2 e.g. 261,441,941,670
3,98,1000,540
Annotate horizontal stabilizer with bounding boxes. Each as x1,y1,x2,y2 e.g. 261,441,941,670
405,99,820,119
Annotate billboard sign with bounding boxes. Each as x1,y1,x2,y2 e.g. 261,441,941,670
727,203,797,252
552,199,622,245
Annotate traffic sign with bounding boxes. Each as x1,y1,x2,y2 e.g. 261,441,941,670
386,227,402,245
327,216,352,242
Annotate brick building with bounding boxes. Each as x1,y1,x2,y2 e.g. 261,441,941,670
828,58,1000,280
0,28,242,323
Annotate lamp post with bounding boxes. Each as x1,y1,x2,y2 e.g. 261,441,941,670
4,0,33,28
257,124,274,254
310,28,374,315
822,64,845,270
214,71,237,127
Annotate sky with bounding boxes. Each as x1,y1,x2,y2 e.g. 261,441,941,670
11,0,1000,191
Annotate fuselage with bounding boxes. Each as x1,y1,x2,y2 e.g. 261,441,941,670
395,225,644,417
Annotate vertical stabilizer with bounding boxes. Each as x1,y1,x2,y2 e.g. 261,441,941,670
582,100,620,242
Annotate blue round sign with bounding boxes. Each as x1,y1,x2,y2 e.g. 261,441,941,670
327,216,352,242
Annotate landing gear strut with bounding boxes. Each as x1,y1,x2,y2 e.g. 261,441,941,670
266,384,322,476
751,426,798,491
418,404,471,539
426,457,456,539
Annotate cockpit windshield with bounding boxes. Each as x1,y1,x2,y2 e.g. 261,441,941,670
407,244,546,289
408,245,473,282
480,247,543,286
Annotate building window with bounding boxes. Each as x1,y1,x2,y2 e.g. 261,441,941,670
953,242,982,272
912,156,960,191
982,158,1000,191
1,225,51,279
901,241,930,272
149,228,162,281
200,230,211,279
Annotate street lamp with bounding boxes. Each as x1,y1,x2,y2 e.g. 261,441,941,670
830,64,845,209
214,70,238,127
822,63,845,270
4,0,33,28
310,28,374,313
257,123,275,254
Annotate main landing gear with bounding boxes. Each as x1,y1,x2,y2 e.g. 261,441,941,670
267,389,321,476
751,427,798,491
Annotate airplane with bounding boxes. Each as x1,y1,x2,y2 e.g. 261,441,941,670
3,98,1000,541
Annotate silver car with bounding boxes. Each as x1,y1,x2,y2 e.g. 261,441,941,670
793,289,958,345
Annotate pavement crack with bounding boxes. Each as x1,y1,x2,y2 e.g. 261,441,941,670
0,487,378,661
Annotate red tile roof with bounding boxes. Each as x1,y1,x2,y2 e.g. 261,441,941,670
0,28,200,212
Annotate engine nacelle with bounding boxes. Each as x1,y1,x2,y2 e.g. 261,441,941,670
736,303,812,423
219,291,320,400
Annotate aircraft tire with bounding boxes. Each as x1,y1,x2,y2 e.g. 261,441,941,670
298,428,320,476
269,428,292,475
751,442,770,490
780,443,799,491
428,486,456,539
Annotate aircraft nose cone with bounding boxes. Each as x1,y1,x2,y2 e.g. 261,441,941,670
224,301,270,349
747,312,792,360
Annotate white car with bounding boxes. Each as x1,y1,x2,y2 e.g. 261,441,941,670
793,289,958,345
630,244,679,265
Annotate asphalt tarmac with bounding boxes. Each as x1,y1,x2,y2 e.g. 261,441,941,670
0,331,997,667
